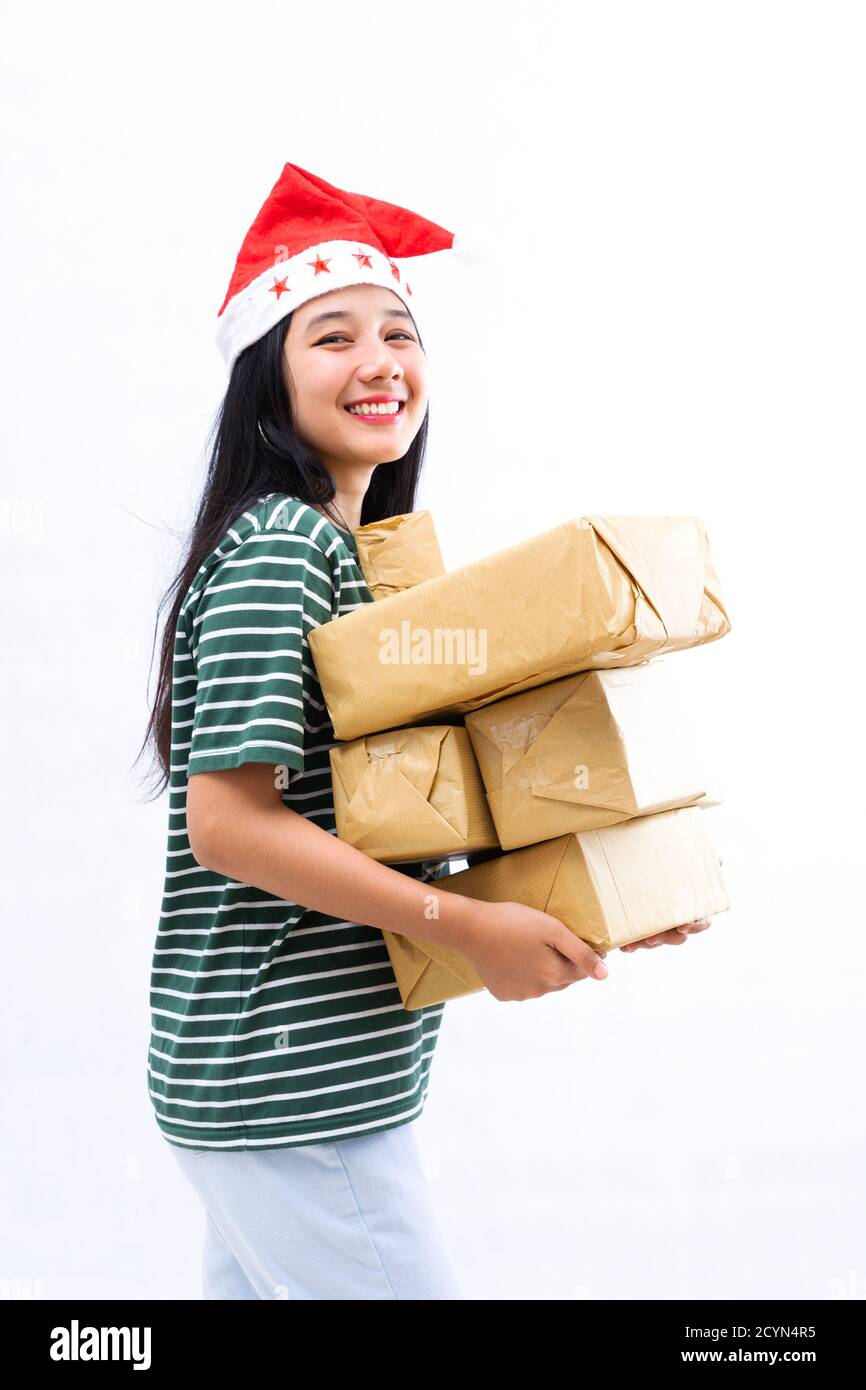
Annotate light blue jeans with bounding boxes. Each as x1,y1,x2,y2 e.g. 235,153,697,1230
169,1119,465,1300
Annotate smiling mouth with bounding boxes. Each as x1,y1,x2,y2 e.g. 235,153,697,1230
343,401,406,422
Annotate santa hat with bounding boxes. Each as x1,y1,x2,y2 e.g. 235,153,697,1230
215,161,459,373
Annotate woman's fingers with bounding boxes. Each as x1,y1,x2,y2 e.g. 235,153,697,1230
621,917,713,951
622,928,688,951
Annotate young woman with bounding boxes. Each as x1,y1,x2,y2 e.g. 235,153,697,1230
137,165,711,1301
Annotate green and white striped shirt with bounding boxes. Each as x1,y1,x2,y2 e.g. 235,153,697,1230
147,493,448,1151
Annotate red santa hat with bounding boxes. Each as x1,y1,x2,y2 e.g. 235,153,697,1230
215,161,459,373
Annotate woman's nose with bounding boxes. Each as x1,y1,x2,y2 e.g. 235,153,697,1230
362,343,403,378
363,361,402,383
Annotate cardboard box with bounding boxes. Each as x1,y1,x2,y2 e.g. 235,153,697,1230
353,510,445,599
330,725,500,863
465,659,709,849
380,924,488,1012
310,514,731,740
382,805,729,1008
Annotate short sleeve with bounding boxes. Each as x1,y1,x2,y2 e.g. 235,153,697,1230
183,527,335,778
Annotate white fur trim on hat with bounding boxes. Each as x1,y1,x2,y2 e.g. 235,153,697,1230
215,239,417,373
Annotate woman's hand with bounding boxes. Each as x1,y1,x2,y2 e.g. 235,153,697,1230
619,917,711,951
457,898,609,1001
619,856,724,953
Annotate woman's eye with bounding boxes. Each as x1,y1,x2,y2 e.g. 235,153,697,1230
316,332,415,345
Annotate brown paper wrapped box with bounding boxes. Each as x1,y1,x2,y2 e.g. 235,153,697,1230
353,510,445,599
382,804,729,1009
465,658,710,849
309,514,731,740
330,725,499,863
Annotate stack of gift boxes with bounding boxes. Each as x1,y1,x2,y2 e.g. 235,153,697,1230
308,510,731,1010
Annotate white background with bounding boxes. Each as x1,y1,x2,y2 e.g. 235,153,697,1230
2,0,864,1300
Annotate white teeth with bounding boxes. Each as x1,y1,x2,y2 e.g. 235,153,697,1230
347,400,402,415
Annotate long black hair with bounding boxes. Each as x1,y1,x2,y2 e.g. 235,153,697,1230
132,309,428,801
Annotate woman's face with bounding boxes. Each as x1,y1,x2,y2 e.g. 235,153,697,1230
282,283,428,471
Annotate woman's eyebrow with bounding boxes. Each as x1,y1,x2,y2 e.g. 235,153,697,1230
305,308,414,332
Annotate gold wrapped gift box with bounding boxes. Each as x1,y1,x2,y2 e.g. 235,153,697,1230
465,659,710,850
331,510,730,1011
353,509,445,599
382,805,729,1009
310,514,731,741
330,725,499,863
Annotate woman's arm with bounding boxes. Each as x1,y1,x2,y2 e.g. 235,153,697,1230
187,761,481,952
186,762,609,999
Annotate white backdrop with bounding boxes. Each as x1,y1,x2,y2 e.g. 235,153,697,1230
2,0,864,1301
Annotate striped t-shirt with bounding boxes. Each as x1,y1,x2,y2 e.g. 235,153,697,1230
147,492,449,1152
